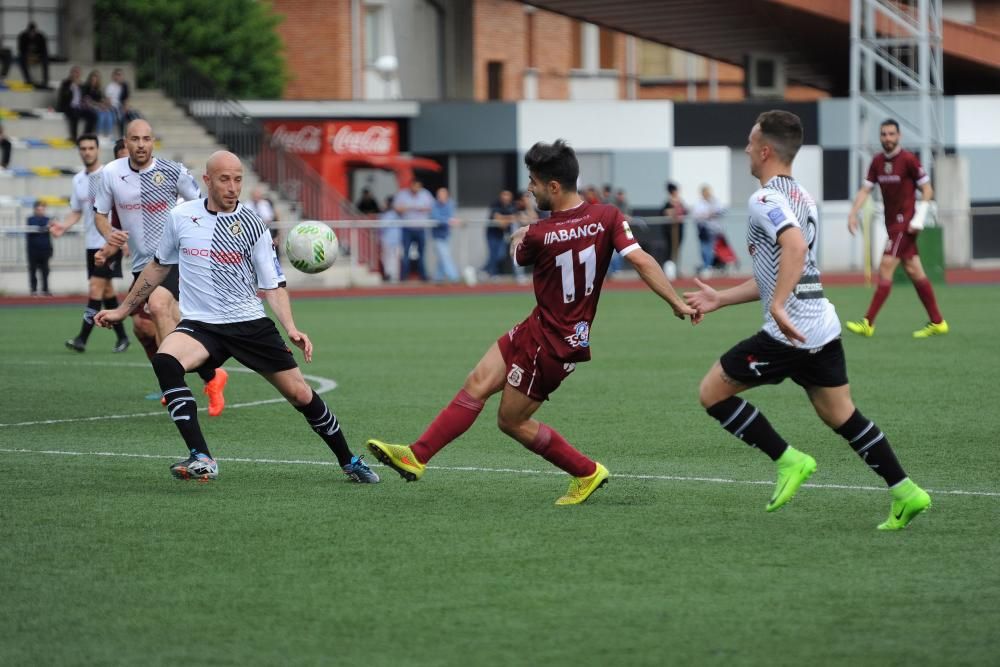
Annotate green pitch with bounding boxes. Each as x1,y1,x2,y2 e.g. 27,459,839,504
2,285,998,665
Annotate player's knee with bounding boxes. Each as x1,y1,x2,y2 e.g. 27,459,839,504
146,298,171,321
288,381,313,407
698,376,720,409
496,411,523,438
151,353,184,385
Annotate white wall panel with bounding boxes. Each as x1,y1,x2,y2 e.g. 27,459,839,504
517,101,673,151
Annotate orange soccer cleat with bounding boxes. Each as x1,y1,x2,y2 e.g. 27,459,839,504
204,368,229,417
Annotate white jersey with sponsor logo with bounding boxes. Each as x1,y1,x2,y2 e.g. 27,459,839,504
747,175,840,349
156,199,281,324
70,166,105,250
94,156,201,271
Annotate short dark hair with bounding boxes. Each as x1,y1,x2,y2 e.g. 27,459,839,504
524,139,578,191
881,118,900,131
667,182,678,194
33,199,45,208
756,110,803,163
76,133,99,148
113,138,126,155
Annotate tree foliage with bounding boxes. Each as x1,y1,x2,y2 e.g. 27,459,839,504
95,0,287,99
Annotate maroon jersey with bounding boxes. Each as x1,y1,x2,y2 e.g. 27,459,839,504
865,149,929,227
514,201,640,362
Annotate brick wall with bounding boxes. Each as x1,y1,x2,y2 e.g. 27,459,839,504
271,0,353,100
473,0,527,100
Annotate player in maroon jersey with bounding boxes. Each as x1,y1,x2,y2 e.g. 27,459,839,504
846,119,948,339
367,139,698,505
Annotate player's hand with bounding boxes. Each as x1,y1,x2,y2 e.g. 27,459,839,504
670,300,701,323
94,307,126,328
288,329,313,363
108,229,128,247
49,222,66,237
770,305,806,345
684,278,721,315
847,214,859,236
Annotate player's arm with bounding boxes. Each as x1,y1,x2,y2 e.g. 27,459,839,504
94,260,170,327
176,165,202,201
261,287,312,363
847,183,873,236
624,249,698,322
49,210,81,237
684,277,759,316
770,227,808,345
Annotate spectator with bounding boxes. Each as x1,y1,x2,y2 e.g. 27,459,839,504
17,22,49,88
356,187,381,215
25,200,53,296
0,123,11,171
393,179,434,281
484,189,518,278
103,68,132,138
56,66,95,141
82,70,115,141
380,196,403,284
662,182,687,279
692,184,725,277
430,187,460,284
583,185,601,205
0,47,11,78
245,186,281,255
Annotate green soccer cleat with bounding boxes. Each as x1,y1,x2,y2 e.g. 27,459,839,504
912,320,949,339
845,318,875,337
878,479,931,531
555,462,609,506
766,447,817,512
366,439,425,481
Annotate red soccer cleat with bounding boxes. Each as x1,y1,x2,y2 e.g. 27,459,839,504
204,368,229,417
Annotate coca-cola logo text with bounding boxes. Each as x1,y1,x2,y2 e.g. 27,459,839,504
331,125,395,155
270,125,322,154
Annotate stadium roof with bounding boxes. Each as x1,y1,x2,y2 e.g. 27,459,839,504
526,0,1000,94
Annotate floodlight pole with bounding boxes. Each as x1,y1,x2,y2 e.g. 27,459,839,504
849,0,944,192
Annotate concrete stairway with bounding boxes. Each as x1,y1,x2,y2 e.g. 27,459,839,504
0,67,381,295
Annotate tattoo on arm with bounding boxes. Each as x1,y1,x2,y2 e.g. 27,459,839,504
127,279,156,310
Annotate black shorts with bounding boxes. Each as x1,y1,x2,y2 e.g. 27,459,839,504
720,331,849,388
87,248,123,279
132,264,180,300
175,317,298,374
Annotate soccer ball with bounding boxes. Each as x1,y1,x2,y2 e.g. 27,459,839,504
285,222,339,274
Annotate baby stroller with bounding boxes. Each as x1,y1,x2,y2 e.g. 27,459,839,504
712,233,739,274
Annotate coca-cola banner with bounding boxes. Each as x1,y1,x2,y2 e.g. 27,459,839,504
329,122,398,156
263,120,398,158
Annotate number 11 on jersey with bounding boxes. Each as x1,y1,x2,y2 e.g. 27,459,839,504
555,244,596,303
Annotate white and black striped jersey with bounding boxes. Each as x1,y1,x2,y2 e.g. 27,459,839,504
94,156,201,271
746,176,840,349
70,166,105,250
156,199,281,324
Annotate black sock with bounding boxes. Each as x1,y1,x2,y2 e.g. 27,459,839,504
834,409,906,486
296,390,353,466
196,366,215,383
77,298,101,342
152,353,212,459
707,397,789,461
103,297,128,340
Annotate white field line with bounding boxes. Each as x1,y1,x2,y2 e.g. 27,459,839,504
0,447,998,498
0,362,336,427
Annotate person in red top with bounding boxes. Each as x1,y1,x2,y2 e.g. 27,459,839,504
846,119,947,339
367,139,698,505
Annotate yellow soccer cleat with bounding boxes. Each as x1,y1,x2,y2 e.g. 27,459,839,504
845,318,875,337
366,439,425,481
878,479,931,530
766,447,817,512
555,462,609,506
912,320,948,339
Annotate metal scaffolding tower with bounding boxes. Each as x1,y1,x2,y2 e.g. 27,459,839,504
849,0,944,193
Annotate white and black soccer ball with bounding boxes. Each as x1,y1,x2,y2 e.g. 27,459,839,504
285,222,339,274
